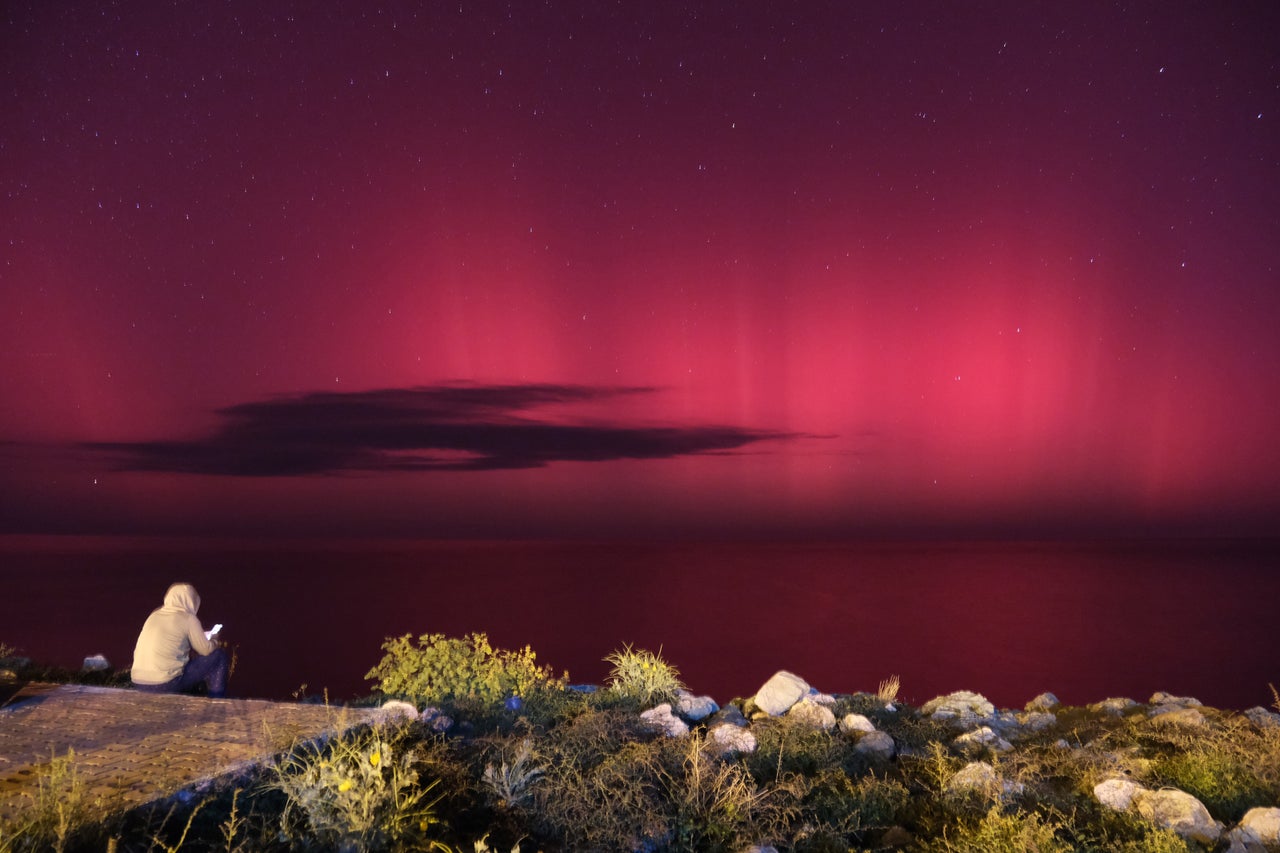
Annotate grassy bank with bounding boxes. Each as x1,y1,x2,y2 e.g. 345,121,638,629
2,637,1279,852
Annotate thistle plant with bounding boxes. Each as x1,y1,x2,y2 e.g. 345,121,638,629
271,723,452,852
604,644,685,705
481,738,544,809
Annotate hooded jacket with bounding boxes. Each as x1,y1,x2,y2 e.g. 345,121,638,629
131,582,218,685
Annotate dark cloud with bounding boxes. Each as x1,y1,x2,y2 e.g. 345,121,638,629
84,384,796,476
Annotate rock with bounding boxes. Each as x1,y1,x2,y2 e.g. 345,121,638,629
675,689,719,721
1025,692,1060,712
754,671,810,716
741,846,779,853
1225,828,1269,853
854,730,896,761
373,700,419,723
640,703,689,737
1237,807,1280,845
1150,692,1202,708
1244,706,1280,729
945,761,1020,798
1134,788,1223,845
839,713,877,734
1094,778,1145,812
1090,697,1138,716
419,707,454,732
82,654,110,671
1148,707,1208,728
1018,711,1058,732
787,698,836,730
711,703,749,727
878,826,914,849
953,726,1013,756
709,723,758,756
809,692,837,706
920,690,995,725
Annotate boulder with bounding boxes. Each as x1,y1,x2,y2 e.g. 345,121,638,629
1134,788,1223,845
946,761,999,796
711,703,749,727
1018,711,1058,732
373,700,419,723
419,707,454,732
82,654,110,672
1150,692,1202,708
1244,706,1280,729
1225,829,1269,853
1237,807,1280,845
675,689,719,721
754,671,810,716
920,690,995,725
709,723,758,757
839,713,877,734
1025,692,1060,712
640,703,689,737
1094,778,1144,812
787,698,836,731
1148,707,1208,729
953,726,1012,755
1090,697,1138,716
854,730,896,761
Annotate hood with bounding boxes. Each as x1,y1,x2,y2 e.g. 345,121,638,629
161,582,201,615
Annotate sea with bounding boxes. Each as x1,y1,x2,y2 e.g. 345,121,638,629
1,536,1276,711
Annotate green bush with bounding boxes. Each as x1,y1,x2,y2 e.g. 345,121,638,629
924,806,1072,853
366,633,567,706
604,644,685,706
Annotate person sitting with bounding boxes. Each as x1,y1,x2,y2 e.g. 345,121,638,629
131,582,229,698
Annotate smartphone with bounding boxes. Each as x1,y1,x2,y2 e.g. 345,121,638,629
205,623,223,640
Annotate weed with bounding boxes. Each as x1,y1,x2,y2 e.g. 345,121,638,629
482,738,544,809
925,805,1073,853
877,674,901,704
271,722,454,852
603,643,685,706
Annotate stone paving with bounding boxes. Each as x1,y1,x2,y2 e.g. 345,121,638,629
0,683,386,822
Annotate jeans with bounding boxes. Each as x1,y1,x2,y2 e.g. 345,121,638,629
134,647,230,698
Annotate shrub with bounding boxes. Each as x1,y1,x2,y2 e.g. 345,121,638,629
271,722,452,852
925,806,1072,853
603,644,685,706
366,633,567,706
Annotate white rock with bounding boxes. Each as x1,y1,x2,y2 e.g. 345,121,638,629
920,690,995,725
1149,707,1208,728
1134,788,1223,845
709,723,758,756
640,703,689,737
1094,778,1145,812
809,692,837,706
839,713,877,734
1225,828,1269,853
1090,697,1138,715
1150,692,1202,707
675,689,719,721
854,730,896,761
373,700,419,723
753,671,810,716
1025,692,1060,712
419,707,454,732
1238,807,1280,845
946,761,1023,798
1244,706,1280,729
787,698,836,730
741,847,779,853
1018,711,1057,732
953,726,1012,755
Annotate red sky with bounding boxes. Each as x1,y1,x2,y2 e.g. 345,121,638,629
3,1,1278,539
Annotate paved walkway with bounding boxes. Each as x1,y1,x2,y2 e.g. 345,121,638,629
0,683,387,822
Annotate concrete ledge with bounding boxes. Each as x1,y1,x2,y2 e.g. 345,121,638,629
0,684,383,821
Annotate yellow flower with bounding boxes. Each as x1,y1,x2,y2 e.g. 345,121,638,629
338,779,353,792
369,751,381,767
